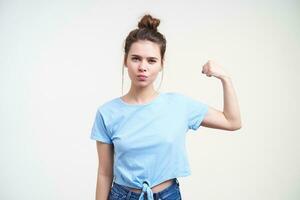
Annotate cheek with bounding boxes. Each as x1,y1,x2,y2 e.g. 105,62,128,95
128,70,135,79
152,66,162,74
149,70,161,80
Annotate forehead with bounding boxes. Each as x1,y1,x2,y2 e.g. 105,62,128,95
128,40,160,58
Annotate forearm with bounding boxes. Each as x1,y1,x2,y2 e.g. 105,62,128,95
220,76,242,129
95,173,113,200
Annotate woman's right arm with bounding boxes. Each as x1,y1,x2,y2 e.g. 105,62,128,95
95,141,114,200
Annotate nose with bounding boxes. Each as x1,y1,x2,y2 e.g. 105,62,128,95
138,60,148,72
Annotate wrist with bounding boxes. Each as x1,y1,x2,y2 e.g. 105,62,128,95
219,75,231,82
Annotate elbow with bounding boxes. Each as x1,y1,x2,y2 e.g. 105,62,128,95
231,125,242,131
223,112,242,132
229,121,242,131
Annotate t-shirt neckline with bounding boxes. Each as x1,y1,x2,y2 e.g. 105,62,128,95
118,92,163,107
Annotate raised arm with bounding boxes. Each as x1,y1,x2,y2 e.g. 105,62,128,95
200,60,242,131
95,141,114,200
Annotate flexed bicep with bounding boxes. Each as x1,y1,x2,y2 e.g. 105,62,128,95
201,106,239,131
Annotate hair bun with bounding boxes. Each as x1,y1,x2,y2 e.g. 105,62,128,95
138,14,160,31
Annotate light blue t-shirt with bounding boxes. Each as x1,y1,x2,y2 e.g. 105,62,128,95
90,92,208,200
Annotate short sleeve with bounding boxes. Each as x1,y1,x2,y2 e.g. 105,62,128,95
90,109,113,144
184,95,209,131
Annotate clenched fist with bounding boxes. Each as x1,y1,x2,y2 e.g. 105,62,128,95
202,60,230,80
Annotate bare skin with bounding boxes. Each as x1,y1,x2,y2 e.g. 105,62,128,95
200,60,242,131
125,179,174,193
95,142,114,200
121,40,163,104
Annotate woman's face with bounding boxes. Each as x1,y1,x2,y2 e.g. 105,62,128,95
124,40,163,88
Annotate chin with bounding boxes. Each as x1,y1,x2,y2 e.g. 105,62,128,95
134,82,151,87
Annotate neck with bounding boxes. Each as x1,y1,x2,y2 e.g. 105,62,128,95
125,85,159,104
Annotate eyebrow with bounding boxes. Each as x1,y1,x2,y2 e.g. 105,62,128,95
130,54,158,60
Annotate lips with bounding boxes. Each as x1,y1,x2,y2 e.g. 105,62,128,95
137,75,148,78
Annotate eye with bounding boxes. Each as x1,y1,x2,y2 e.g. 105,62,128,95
132,57,139,61
149,60,156,64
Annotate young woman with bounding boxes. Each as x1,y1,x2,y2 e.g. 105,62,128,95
90,14,242,200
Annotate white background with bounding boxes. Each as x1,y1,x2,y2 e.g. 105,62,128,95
1,0,299,199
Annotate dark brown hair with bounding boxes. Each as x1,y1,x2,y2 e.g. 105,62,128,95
122,14,167,95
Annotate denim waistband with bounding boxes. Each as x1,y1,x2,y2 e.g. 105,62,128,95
111,178,180,200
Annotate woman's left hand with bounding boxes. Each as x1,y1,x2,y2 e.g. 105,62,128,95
201,60,230,80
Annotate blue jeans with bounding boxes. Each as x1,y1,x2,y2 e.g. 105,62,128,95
109,178,182,200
